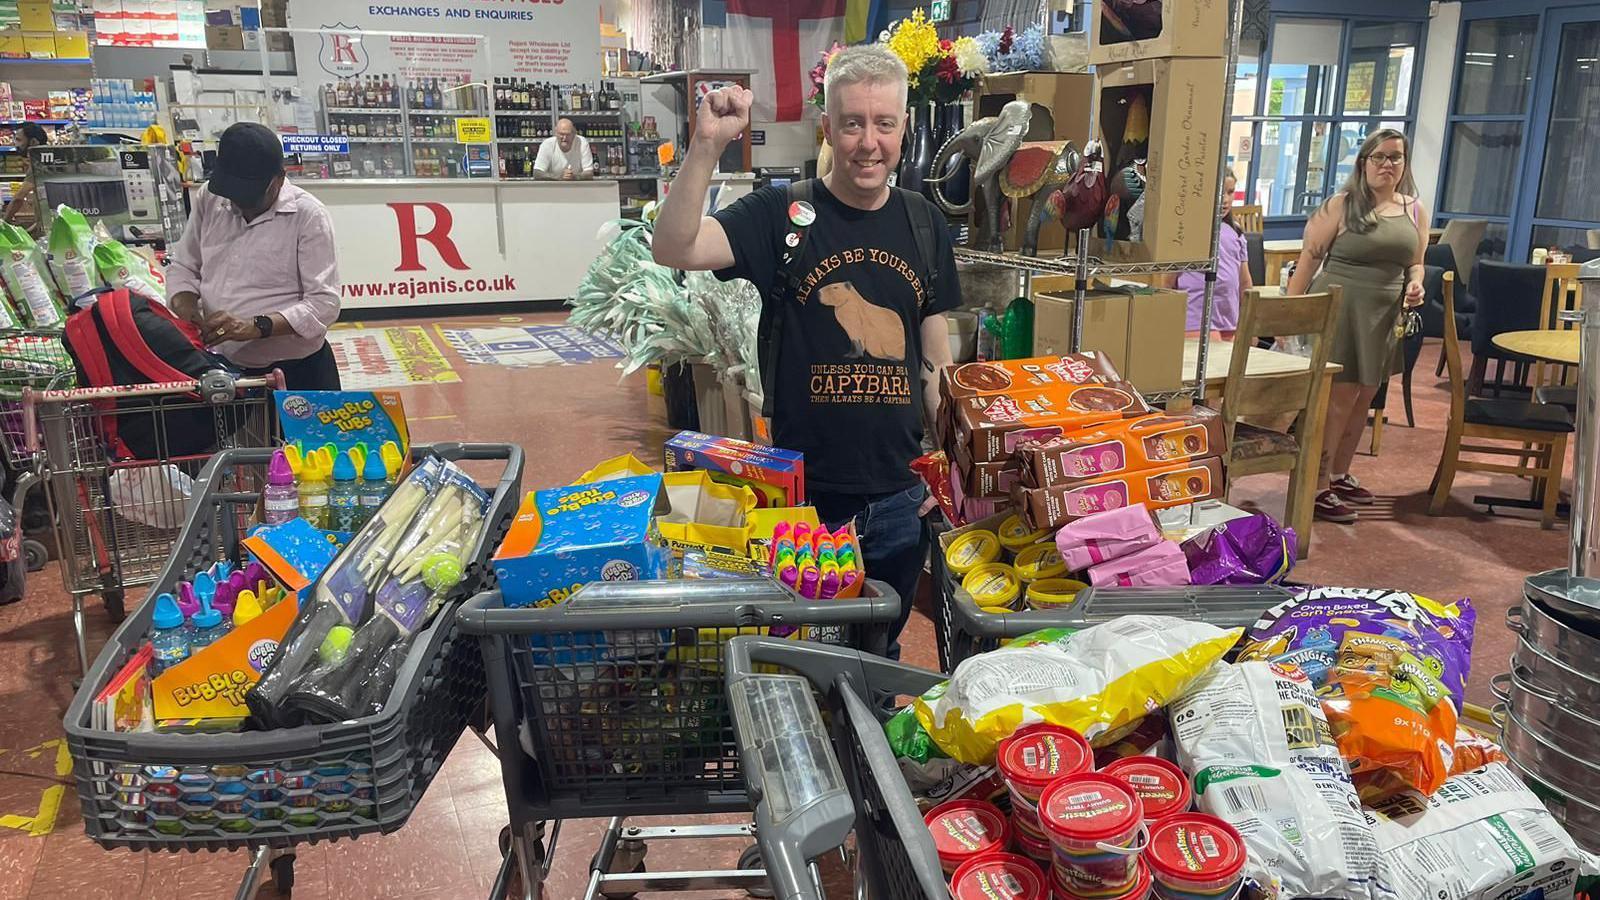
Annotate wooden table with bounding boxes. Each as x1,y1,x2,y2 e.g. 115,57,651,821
1262,240,1301,285
1494,329,1579,365
1184,338,1343,559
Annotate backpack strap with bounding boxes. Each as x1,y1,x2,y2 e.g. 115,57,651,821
65,303,115,389
759,178,817,419
895,187,942,318
95,288,196,386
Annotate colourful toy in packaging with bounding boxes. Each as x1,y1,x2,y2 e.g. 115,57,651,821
765,520,864,599
242,517,346,593
275,390,410,473
663,430,805,506
151,559,297,720
492,473,668,608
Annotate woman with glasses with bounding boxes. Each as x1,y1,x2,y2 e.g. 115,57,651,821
1286,128,1427,524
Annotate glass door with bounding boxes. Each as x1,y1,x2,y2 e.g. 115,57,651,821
1523,13,1600,257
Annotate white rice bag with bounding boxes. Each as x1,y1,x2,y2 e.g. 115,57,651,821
912,616,1241,764
1175,662,1394,900
1367,762,1585,900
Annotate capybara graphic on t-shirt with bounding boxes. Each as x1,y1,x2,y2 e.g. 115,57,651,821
819,281,906,361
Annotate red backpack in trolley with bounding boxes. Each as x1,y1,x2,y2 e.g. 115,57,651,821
61,288,237,460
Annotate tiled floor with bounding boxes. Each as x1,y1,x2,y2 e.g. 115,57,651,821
0,311,1569,898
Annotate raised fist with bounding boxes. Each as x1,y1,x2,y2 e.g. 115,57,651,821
694,85,753,150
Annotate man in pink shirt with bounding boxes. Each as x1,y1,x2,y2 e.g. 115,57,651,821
168,122,342,390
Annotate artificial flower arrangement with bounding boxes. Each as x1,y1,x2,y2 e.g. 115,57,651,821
807,10,990,110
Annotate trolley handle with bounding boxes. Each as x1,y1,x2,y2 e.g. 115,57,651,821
723,634,943,700
20,372,286,455
456,579,901,635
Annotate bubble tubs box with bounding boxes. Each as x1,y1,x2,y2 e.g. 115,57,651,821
493,473,670,609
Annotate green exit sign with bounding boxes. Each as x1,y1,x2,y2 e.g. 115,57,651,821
929,0,951,22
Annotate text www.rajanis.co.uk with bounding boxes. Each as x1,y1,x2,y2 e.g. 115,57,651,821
342,274,518,299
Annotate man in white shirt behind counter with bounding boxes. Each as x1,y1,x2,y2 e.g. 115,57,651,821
533,118,594,180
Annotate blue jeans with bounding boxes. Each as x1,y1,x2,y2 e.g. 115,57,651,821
812,486,929,661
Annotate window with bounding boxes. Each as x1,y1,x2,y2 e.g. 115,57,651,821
1230,15,1425,220
1440,18,1537,222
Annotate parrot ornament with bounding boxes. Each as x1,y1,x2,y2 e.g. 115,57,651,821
1101,0,1163,42
1036,140,1107,257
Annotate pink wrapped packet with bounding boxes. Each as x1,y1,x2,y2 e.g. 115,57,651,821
1088,540,1191,587
1054,503,1161,571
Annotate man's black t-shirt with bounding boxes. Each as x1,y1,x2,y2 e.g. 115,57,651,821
712,182,961,494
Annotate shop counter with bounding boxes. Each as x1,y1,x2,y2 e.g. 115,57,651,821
298,178,621,310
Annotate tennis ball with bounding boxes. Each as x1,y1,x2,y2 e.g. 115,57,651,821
422,553,464,592
320,625,354,664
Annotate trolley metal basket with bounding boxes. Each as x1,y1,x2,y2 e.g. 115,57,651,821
61,441,523,897
929,514,1292,670
725,635,948,900
24,372,284,671
0,325,76,569
454,577,901,900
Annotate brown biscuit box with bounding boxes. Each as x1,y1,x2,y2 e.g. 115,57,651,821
953,381,1155,464
1018,407,1224,488
940,352,1123,403
966,461,1019,499
1015,457,1226,530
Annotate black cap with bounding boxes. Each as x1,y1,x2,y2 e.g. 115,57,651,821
208,122,285,205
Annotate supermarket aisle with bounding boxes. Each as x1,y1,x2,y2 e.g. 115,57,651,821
0,311,1565,899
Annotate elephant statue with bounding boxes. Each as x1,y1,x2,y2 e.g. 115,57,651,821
927,100,1032,252
1000,140,1084,257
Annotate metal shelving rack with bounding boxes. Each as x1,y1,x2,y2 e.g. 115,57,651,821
952,0,1246,404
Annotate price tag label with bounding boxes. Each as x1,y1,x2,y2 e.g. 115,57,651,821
455,117,492,144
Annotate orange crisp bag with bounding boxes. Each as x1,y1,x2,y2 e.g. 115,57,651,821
1322,636,1459,800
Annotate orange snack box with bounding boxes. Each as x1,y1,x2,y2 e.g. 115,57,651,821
952,381,1154,464
941,352,1123,402
1017,407,1223,488
1015,457,1225,530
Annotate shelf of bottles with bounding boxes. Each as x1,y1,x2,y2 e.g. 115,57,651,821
494,80,638,179
315,73,490,179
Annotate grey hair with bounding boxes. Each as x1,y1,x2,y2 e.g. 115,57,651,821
824,44,909,117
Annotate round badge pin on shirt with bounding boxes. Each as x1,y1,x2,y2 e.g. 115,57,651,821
785,232,800,247
788,201,816,227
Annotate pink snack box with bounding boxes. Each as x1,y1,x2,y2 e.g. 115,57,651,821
1087,540,1190,587
1055,503,1162,572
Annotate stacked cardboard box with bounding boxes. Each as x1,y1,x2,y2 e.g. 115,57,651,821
1090,0,1228,264
935,353,1226,528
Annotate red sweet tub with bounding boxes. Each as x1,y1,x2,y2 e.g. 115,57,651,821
926,799,1012,876
1101,756,1192,822
1145,814,1246,900
953,852,1050,900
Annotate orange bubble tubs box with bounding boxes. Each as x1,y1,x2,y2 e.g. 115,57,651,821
493,473,669,609
663,430,805,506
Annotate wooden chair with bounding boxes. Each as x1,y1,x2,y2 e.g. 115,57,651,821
1232,204,1263,234
1438,218,1488,292
1221,285,1343,559
1533,263,1583,408
1429,272,1572,529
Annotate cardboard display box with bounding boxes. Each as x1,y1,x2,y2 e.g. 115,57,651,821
1095,57,1226,265
1015,456,1225,530
971,71,1094,254
1090,0,1229,65
940,352,1122,405
205,23,242,49
1035,287,1186,393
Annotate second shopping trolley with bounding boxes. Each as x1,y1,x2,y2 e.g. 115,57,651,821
455,577,901,900
25,371,283,671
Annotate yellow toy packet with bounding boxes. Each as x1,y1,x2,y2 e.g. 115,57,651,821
912,616,1241,764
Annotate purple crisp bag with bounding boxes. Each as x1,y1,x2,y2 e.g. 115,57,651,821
1180,513,1297,586
1237,587,1478,699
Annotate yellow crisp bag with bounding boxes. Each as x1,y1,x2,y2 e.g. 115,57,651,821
912,616,1241,764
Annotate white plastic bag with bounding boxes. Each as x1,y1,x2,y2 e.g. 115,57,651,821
1368,763,1586,900
1174,662,1393,900
109,464,193,529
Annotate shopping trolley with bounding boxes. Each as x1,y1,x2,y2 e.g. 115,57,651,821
455,578,901,900
724,635,948,900
928,516,1292,670
24,372,284,673
62,442,523,898
0,325,77,570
